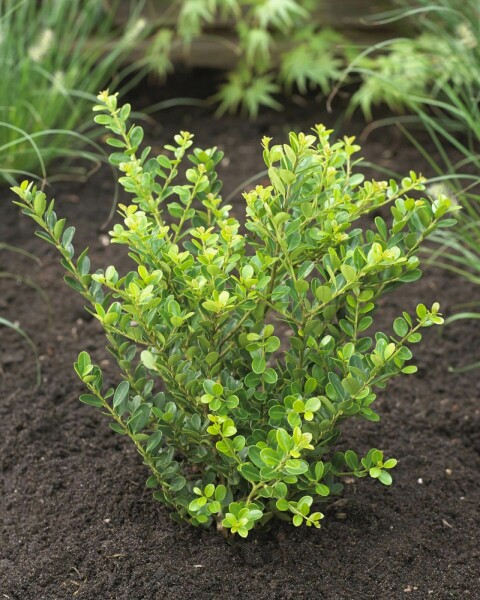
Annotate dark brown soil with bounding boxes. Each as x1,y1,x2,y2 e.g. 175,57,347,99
1,72,479,600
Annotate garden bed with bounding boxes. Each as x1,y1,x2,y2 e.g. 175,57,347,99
1,72,479,599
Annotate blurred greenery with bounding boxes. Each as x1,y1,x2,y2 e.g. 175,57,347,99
0,0,147,183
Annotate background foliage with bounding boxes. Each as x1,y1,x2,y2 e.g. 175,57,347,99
140,0,349,117
0,0,146,183
345,0,480,347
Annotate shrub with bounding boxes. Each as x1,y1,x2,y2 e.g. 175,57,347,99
12,91,455,536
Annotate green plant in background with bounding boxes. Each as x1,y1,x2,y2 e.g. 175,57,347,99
0,0,144,386
342,1,480,357
12,91,455,536
143,0,347,116
348,1,479,118
0,0,147,183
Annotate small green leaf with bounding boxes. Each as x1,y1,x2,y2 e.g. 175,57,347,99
304,378,317,394
293,514,303,526
263,368,278,384
393,317,409,337
252,357,266,374
62,226,75,247
378,470,393,486
284,459,308,475
146,430,163,454
315,483,329,497
204,484,215,498
113,380,129,409
109,422,126,435
315,286,332,304
238,463,262,483
215,485,227,502
141,351,156,370
276,428,292,453
79,394,103,408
